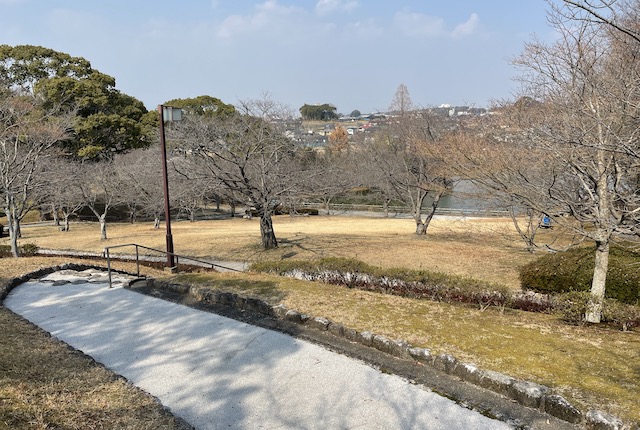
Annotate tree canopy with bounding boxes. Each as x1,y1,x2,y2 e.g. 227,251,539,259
299,103,338,120
0,44,155,158
164,95,236,118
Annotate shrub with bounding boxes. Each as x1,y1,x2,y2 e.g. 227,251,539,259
0,243,39,257
20,243,39,257
602,299,640,331
555,291,591,325
519,245,640,304
254,257,635,330
0,245,10,258
252,258,514,310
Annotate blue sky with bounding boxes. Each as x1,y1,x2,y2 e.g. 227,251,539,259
1,0,557,114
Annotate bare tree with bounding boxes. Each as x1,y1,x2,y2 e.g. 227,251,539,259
114,148,165,227
363,109,455,235
560,0,640,43
174,96,304,249
0,88,71,256
172,165,219,222
40,157,85,232
448,1,640,323
389,83,414,114
75,160,122,240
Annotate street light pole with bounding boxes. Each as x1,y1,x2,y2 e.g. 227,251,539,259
158,104,175,269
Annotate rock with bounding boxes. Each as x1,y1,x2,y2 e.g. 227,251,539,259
433,354,458,374
272,304,288,318
218,292,237,307
508,380,549,409
307,317,330,331
342,327,358,342
357,331,374,347
328,322,345,337
452,362,482,385
585,410,624,430
243,297,273,316
408,347,433,364
544,394,582,424
390,340,411,359
52,280,70,286
372,334,394,355
477,369,515,397
284,309,309,324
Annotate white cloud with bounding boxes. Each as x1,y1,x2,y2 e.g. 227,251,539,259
393,10,445,37
216,0,302,39
344,18,383,39
452,13,479,39
315,0,359,17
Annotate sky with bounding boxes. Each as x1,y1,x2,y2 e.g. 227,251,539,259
0,0,559,115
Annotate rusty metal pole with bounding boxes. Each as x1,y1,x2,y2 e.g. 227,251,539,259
158,105,175,268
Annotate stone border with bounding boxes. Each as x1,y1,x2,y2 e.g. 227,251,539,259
145,278,634,430
0,263,123,301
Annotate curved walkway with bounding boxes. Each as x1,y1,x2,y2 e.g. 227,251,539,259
5,269,513,430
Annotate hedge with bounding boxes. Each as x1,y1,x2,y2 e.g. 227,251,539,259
519,245,640,305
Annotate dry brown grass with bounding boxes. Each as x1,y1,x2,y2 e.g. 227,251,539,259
6,215,542,288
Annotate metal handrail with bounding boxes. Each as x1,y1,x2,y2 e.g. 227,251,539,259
102,243,242,288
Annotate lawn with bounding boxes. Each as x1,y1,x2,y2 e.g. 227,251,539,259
11,214,542,288
1,215,638,425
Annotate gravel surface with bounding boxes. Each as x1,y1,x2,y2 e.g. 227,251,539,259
5,269,514,430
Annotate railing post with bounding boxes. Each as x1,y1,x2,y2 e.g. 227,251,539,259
106,248,112,289
135,245,140,277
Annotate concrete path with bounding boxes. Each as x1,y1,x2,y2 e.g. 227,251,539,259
5,269,513,430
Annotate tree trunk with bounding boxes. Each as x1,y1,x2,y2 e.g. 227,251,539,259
9,224,20,257
5,195,21,257
585,240,610,323
421,191,444,236
413,195,426,235
52,203,60,226
99,215,108,240
508,205,537,253
7,212,20,257
259,212,278,249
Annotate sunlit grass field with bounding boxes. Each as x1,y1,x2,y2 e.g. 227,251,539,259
11,214,542,288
